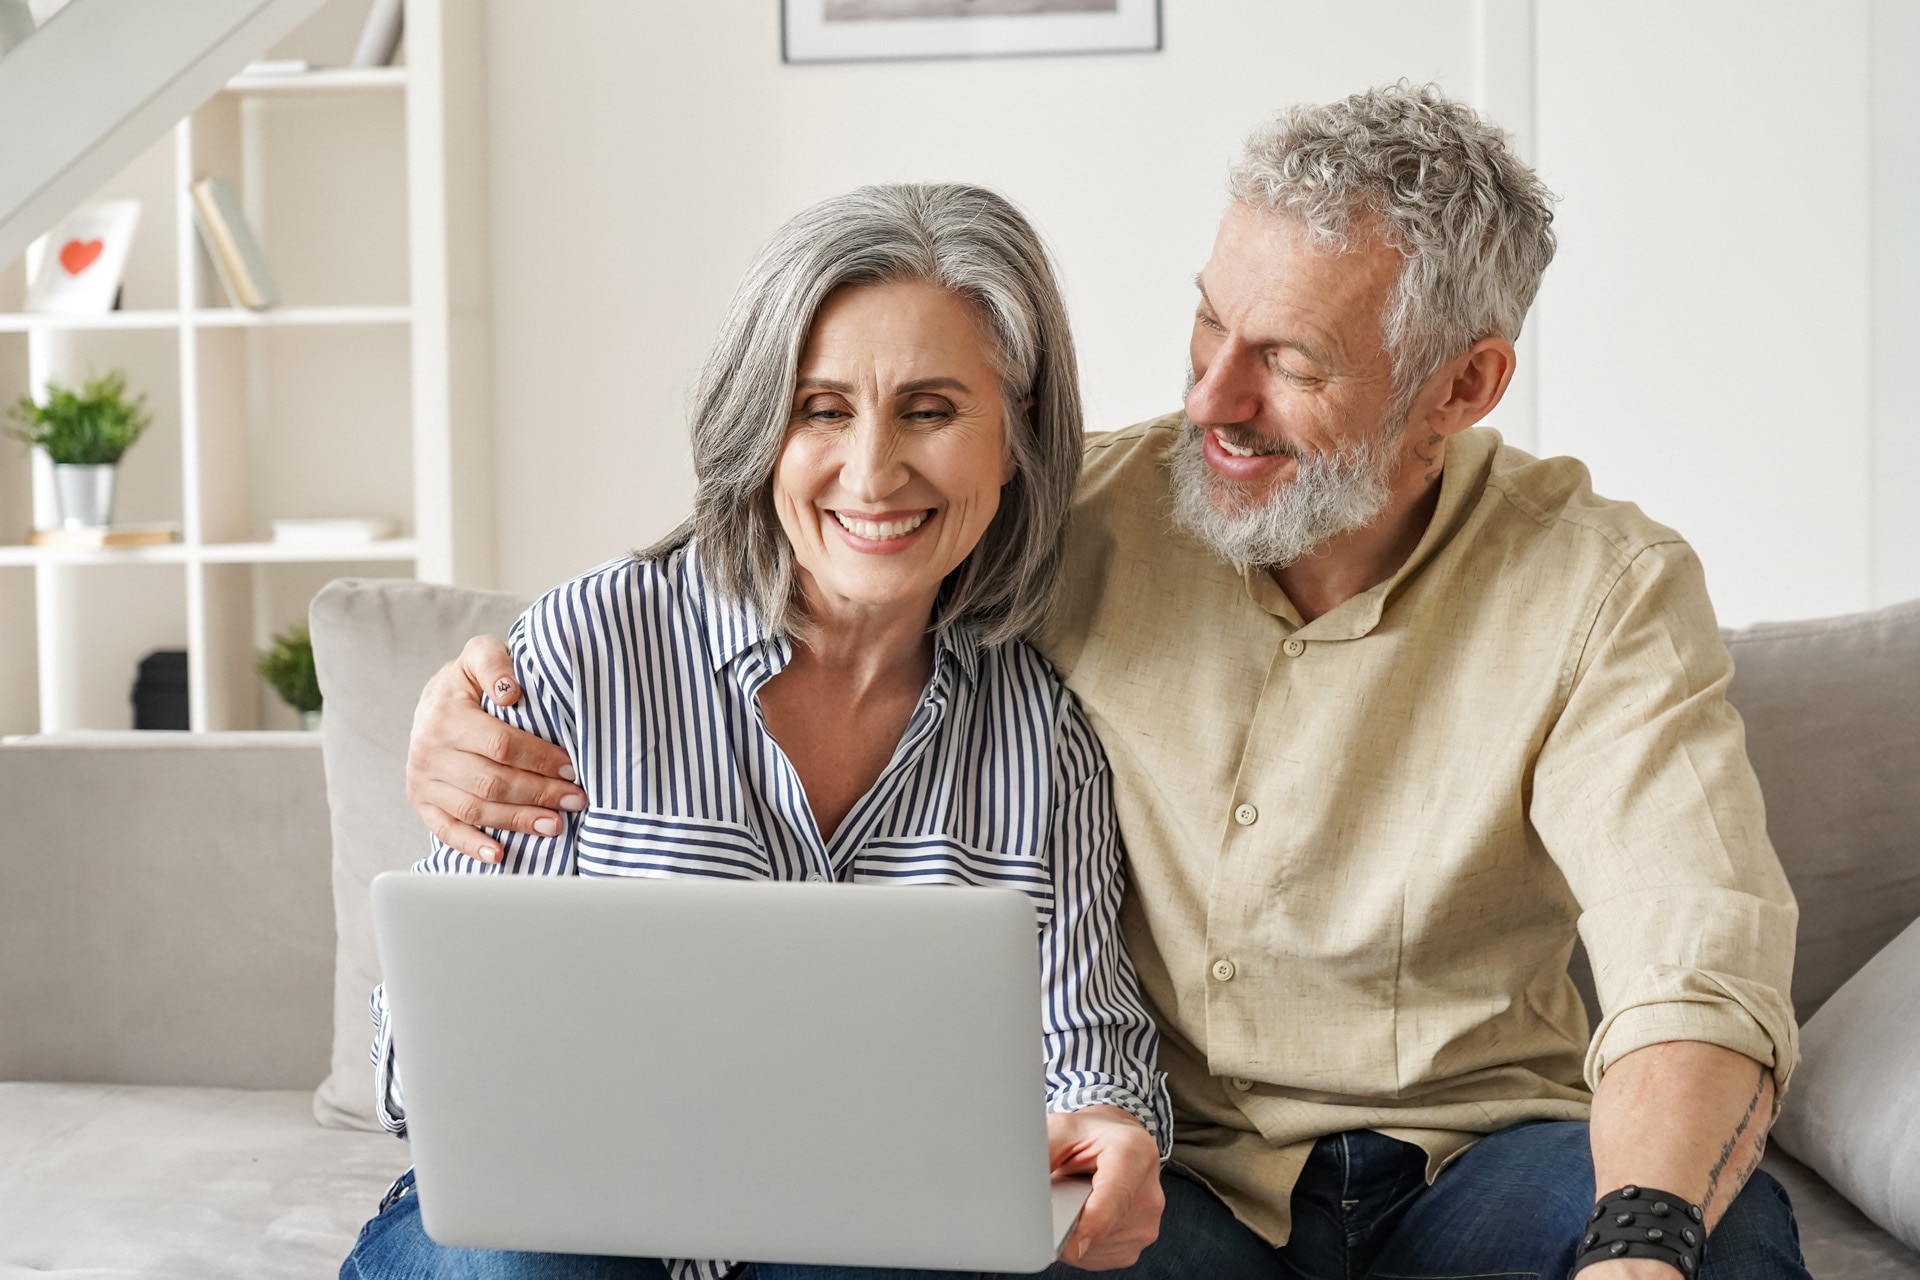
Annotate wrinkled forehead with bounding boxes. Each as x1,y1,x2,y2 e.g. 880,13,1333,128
1199,203,1401,363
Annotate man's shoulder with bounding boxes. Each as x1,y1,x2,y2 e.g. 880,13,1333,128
1475,432,1690,571
1077,412,1185,504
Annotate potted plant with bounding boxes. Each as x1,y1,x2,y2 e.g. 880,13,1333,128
6,370,152,529
256,622,323,730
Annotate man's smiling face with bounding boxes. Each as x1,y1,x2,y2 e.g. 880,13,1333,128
1173,202,1422,567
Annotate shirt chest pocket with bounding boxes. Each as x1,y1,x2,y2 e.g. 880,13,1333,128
576,808,771,882
851,835,1056,931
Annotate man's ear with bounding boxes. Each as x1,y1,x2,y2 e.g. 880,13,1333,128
1415,336,1517,439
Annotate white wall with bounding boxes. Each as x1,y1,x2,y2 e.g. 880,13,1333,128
1533,1,1888,626
478,0,1910,628
480,0,1479,596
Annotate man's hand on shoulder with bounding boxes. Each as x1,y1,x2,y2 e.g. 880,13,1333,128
1047,1103,1164,1270
405,634,586,862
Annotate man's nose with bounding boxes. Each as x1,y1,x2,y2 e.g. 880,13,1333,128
1186,344,1261,426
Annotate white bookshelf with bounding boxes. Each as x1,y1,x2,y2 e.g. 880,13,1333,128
0,0,492,733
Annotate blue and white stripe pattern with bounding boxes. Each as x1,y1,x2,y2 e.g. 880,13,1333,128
370,542,1169,1280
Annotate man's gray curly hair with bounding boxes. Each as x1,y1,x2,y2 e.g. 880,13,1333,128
1228,81,1557,417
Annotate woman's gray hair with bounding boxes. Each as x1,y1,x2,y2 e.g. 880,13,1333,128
1228,82,1557,419
645,183,1082,647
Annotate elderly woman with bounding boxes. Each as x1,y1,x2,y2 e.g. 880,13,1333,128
343,184,1170,1280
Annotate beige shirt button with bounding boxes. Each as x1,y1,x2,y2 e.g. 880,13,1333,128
1283,637,1307,658
1211,958,1236,982
1231,1077,1254,1092
1233,802,1258,826
806,872,827,883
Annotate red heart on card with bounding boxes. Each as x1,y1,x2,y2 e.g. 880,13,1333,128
59,239,104,276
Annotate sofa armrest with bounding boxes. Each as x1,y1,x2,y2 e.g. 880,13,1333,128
0,733,335,1090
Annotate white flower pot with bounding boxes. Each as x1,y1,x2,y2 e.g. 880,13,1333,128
53,463,116,529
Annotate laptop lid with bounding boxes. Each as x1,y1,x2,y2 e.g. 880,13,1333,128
371,872,1082,1271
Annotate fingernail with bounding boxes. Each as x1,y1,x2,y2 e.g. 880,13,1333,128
534,817,559,837
494,678,515,699
481,847,500,863
558,764,576,782
559,794,585,812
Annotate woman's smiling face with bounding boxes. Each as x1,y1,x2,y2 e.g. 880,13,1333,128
774,279,1015,624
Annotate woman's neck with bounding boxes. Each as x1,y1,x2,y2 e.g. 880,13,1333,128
788,575,939,698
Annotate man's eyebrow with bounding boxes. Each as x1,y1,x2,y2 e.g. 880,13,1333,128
1192,274,1329,366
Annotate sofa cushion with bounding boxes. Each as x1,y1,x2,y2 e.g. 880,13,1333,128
1770,912,1920,1254
310,578,531,1131
1724,598,1920,1017
0,1081,409,1278
0,733,334,1090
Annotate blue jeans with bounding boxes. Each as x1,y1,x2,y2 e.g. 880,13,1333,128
341,1121,1809,1279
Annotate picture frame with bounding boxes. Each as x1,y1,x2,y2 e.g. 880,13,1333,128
781,0,1161,65
24,199,141,315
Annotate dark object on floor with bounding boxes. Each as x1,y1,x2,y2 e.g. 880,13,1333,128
131,649,189,730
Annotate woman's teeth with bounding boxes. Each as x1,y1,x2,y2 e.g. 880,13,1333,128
833,510,930,541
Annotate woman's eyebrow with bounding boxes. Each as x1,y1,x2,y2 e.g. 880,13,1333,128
795,377,855,393
896,377,970,395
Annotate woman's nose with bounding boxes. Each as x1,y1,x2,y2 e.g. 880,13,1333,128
840,420,909,502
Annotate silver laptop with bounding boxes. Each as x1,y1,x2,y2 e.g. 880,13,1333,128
370,872,1093,1271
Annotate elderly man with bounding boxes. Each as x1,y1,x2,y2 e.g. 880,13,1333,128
402,85,1807,1278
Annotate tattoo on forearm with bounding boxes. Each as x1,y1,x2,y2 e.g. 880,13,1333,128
1701,1065,1770,1219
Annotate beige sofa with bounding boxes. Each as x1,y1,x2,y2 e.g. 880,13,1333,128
2,582,1917,1277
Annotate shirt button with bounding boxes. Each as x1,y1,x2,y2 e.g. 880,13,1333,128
1231,1077,1254,1092
806,872,827,883
1282,637,1306,658
1233,803,1258,826
1211,958,1236,982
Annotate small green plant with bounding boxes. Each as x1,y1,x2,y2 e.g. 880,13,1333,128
6,369,152,465
256,622,322,715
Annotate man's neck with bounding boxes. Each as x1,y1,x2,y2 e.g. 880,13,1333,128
1269,474,1443,623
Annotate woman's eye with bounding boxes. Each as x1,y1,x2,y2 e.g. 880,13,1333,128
903,402,955,426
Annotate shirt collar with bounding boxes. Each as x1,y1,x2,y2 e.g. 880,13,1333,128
689,539,983,687
1242,426,1501,641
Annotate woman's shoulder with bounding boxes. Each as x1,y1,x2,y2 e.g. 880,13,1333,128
968,634,1083,725
514,542,703,655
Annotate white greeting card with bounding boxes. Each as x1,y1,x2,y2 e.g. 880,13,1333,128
25,199,141,315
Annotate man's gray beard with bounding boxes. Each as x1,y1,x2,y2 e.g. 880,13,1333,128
1170,416,1404,568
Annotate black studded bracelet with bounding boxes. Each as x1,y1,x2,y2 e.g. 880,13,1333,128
1570,1184,1706,1276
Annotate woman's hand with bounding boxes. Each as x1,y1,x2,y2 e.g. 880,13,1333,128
1047,1104,1165,1270
405,635,587,862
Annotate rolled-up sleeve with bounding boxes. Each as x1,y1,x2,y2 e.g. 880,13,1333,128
1531,539,1799,1106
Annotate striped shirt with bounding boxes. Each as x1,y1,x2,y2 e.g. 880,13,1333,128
371,542,1170,1279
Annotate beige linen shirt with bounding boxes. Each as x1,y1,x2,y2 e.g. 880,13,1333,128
1038,415,1799,1246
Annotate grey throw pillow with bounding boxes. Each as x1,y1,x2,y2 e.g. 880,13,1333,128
1771,912,1920,1252
309,578,531,1131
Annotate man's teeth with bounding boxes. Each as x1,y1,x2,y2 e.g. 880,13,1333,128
1215,432,1259,459
834,510,930,540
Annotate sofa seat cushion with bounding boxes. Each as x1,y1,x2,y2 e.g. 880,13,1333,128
1763,1149,1920,1278
0,1082,410,1278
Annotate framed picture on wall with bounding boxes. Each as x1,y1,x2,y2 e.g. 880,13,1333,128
782,0,1161,64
